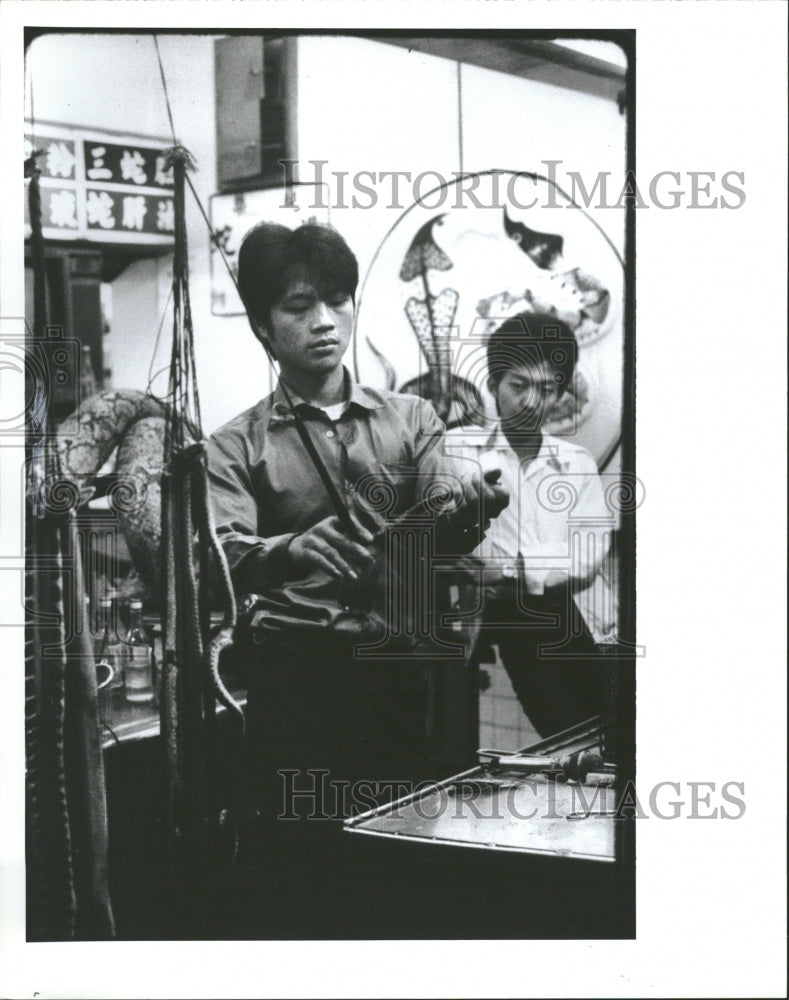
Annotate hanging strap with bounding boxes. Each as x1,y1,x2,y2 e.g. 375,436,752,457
283,391,356,534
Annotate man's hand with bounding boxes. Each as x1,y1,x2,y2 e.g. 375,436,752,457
459,467,510,532
288,513,375,582
479,467,510,524
436,468,509,554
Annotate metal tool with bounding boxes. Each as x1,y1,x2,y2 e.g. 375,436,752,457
478,747,618,784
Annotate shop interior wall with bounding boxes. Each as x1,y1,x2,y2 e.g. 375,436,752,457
25,32,271,436
26,32,625,452
296,36,626,465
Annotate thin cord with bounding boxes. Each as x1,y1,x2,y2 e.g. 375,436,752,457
457,62,463,177
183,171,284,392
184,173,243,299
146,285,174,398
152,38,354,530
153,36,178,145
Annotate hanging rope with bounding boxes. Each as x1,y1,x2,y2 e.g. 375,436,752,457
153,36,178,146
159,143,242,864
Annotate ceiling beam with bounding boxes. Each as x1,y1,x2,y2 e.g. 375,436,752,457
376,36,626,103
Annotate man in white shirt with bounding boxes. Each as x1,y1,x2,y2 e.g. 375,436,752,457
446,311,612,737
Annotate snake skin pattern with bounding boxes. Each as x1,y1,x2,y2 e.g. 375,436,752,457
55,390,168,599
114,415,167,603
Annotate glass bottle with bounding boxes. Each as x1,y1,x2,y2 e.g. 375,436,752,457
95,595,124,690
123,600,155,704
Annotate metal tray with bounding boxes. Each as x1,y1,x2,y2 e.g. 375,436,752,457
344,717,618,862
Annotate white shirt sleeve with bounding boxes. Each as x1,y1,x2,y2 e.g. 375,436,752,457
521,449,612,595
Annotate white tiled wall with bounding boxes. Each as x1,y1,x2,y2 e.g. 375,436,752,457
478,645,541,752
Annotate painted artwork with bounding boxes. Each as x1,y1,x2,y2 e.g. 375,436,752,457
353,171,624,466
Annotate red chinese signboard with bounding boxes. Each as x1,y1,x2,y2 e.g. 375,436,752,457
24,122,175,245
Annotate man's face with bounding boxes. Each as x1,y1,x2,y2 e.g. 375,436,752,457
265,266,354,377
489,361,562,431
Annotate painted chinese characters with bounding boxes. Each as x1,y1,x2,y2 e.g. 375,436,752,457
46,141,76,180
121,196,147,230
25,135,77,181
82,141,174,188
87,191,115,229
86,146,113,181
47,190,78,229
25,124,175,244
83,191,174,235
120,150,148,185
156,200,175,232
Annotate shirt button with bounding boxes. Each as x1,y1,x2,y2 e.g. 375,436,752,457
325,429,335,438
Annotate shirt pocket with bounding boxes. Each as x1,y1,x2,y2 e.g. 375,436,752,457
350,461,422,524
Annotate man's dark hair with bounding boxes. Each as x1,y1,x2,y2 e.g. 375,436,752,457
486,311,578,395
237,222,359,337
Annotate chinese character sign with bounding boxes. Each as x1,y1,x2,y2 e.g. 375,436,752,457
82,141,174,188
82,190,175,235
45,188,79,230
25,135,77,181
25,124,175,245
